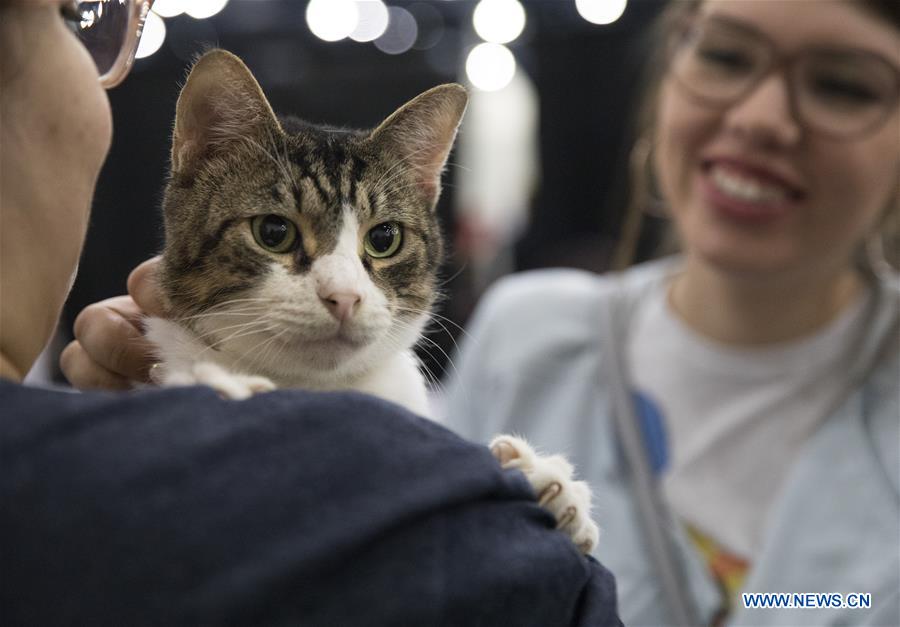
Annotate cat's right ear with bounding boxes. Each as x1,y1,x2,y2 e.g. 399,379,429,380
171,49,281,176
367,84,468,210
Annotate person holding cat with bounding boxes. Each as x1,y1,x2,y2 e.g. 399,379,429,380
0,1,621,625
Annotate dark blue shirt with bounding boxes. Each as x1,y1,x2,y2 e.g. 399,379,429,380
1,381,621,626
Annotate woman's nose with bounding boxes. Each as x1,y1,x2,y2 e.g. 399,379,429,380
722,73,802,150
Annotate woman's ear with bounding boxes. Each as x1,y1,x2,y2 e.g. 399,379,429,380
171,49,282,176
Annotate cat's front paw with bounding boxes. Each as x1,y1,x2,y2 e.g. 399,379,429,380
490,435,599,554
166,361,276,400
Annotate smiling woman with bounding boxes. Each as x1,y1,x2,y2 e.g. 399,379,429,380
442,1,900,625
621,0,900,279
655,0,899,318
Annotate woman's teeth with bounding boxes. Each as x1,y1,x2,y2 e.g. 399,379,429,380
710,166,788,204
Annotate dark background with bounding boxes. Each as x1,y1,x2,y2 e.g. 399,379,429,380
60,0,667,383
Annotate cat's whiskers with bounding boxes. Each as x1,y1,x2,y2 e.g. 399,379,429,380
389,316,463,383
424,318,464,357
253,327,291,373
264,327,293,370
416,328,456,365
199,296,280,308
443,160,471,173
434,263,469,290
163,288,279,317
173,297,279,324
176,307,273,323
177,311,270,323
380,327,446,395
411,344,442,392
231,324,286,373
411,339,448,393
196,318,275,355
413,330,459,386
392,305,472,341
202,328,272,358
187,311,276,340
387,315,474,408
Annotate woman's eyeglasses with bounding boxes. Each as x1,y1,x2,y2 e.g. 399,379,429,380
668,15,900,140
62,0,153,89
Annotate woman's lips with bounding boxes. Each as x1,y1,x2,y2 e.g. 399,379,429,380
699,160,804,224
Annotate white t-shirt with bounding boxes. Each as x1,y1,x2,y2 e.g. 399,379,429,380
627,280,870,559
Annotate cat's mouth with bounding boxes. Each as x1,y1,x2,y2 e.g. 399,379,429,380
274,329,369,352
319,333,366,349
264,329,374,374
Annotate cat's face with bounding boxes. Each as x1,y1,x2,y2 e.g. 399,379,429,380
158,50,466,384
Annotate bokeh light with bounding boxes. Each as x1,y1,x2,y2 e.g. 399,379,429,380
466,42,516,92
185,0,230,20
408,2,444,50
135,10,166,59
374,6,418,55
472,0,525,44
306,0,359,42
350,0,389,43
150,0,185,19
575,0,628,25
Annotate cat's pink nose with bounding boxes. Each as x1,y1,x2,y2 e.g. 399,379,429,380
320,291,362,322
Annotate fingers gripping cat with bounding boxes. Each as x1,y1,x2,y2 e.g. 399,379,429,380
145,49,599,554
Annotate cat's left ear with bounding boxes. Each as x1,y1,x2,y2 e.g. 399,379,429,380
367,84,468,209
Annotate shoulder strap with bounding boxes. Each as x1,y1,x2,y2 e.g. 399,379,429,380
601,275,701,626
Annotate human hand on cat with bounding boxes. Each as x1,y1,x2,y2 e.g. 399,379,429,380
60,257,166,389
490,435,600,554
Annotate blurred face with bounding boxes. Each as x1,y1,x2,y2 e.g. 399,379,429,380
654,0,900,282
0,1,112,366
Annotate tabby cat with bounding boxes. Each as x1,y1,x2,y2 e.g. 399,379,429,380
145,50,598,553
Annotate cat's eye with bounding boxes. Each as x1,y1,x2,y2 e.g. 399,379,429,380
251,215,299,253
364,222,402,258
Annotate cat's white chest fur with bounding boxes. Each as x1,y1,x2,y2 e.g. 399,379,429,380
145,315,430,416
350,350,430,416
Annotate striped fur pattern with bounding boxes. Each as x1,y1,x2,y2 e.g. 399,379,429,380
145,50,467,413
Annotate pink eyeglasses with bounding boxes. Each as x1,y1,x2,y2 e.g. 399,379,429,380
60,0,155,89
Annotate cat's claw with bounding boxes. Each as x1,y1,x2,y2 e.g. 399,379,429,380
490,435,599,554
166,361,277,400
